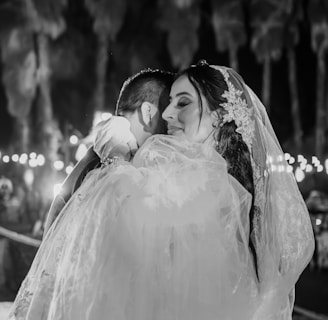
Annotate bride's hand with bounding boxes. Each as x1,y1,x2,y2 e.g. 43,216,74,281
93,116,138,162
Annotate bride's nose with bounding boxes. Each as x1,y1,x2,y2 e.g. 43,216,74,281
162,102,175,121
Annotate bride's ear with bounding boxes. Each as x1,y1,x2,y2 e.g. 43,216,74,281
140,102,157,127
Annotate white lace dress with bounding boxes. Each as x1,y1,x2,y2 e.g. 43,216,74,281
8,135,288,320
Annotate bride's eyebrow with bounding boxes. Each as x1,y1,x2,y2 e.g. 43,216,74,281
175,92,193,98
169,91,192,101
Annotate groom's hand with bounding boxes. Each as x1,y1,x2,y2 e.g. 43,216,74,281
94,116,138,162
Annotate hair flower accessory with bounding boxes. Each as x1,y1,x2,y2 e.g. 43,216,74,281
218,68,255,151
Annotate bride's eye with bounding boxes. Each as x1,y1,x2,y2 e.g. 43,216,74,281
177,97,191,108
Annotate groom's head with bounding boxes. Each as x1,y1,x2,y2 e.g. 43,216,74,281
115,69,174,146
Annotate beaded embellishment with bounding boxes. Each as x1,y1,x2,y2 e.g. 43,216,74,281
217,68,255,151
101,156,121,166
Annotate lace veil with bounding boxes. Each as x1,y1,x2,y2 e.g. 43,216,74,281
211,65,314,316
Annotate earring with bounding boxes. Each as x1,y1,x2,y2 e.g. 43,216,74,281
212,111,222,129
212,119,220,128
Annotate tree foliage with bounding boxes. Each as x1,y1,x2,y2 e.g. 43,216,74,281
210,0,245,70
0,0,326,156
1,28,37,118
85,0,126,40
249,0,291,62
24,0,67,37
308,0,328,158
158,0,200,69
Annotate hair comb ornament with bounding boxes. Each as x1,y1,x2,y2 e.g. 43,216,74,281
213,67,255,152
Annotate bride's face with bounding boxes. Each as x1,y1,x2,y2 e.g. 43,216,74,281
162,75,214,143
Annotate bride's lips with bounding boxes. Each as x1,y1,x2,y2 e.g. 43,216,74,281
167,126,183,135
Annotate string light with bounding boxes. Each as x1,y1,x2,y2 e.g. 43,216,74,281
19,153,28,164
286,165,293,173
54,160,64,171
2,155,9,163
325,159,328,171
24,169,34,186
65,165,74,174
36,154,45,166
69,135,79,145
277,155,284,162
0,149,328,184
289,157,295,164
278,165,285,172
29,158,38,168
305,164,313,173
300,162,306,171
295,167,305,182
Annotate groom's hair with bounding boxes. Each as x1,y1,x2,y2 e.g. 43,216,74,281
115,69,174,116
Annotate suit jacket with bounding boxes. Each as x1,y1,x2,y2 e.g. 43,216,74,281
43,147,100,237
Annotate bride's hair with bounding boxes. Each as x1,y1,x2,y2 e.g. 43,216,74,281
176,61,258,275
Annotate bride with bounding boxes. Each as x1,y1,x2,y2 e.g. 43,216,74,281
8,61,314,320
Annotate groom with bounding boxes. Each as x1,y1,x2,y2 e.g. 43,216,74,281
43,69,174,236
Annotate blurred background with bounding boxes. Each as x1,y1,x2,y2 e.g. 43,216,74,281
0,0,327,319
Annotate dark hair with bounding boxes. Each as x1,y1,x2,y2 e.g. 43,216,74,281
177,61,258,277
116,69,174,116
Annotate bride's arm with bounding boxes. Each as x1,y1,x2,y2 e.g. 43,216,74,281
43,116,138,238
43,147,100,238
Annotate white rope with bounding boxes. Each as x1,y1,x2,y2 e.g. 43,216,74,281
0,226,41,248
294,305,328,320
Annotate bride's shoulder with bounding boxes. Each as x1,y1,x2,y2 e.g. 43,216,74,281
134,134,225,167
139,134,191,153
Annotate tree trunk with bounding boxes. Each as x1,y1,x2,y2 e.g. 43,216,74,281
35,33,61,207
11,117,30,153
315,48,326,158
94,32,109,111
36,33,58,161
229,47,239,72
287,47,302,150
262,55,271,113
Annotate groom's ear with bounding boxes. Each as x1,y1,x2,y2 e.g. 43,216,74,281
140,102,157,127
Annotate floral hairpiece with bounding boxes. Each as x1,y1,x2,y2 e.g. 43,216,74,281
217,67,255,151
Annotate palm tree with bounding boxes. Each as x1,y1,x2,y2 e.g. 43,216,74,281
308,0,328,159
84,0,127,112
285,0,303,150
0,0,36,153
249,0,285,113
210,0,246,71
24,0,67,161
1,28,37,153
158,0,200,70
22,0,68,209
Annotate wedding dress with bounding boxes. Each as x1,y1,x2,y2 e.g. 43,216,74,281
9,64,314,320
9,134,263,320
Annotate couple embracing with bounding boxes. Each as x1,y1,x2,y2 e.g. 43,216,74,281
9,61,314,320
